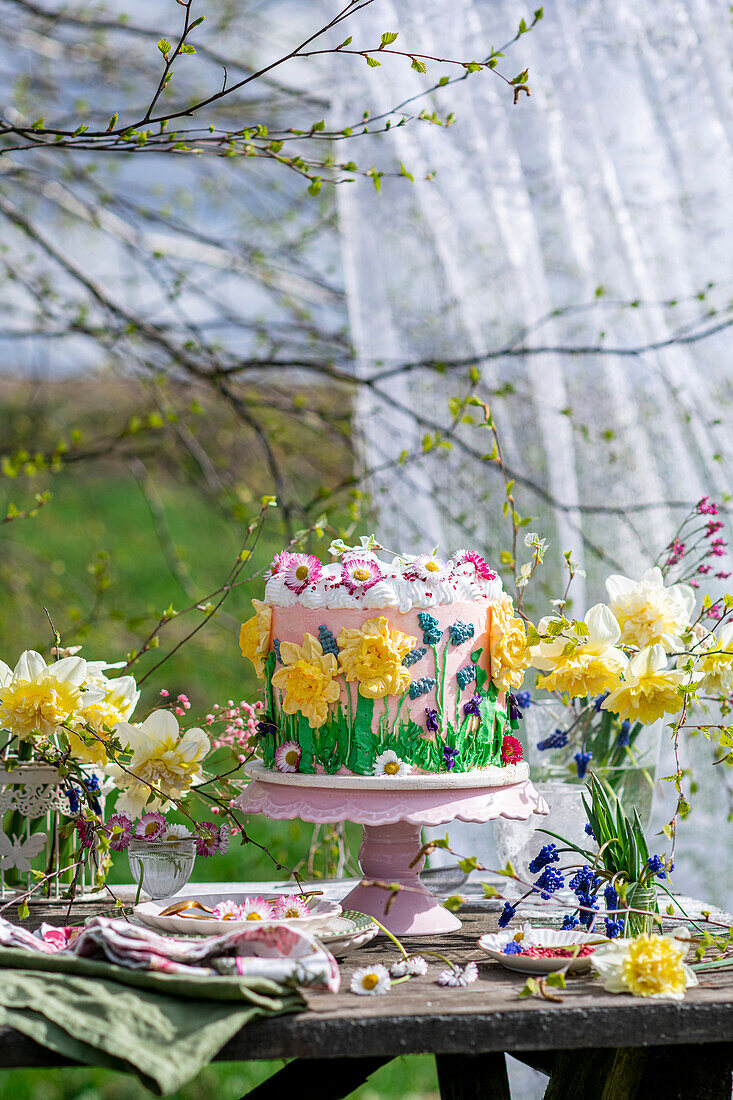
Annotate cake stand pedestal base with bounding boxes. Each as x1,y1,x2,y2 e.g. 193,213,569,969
236,762,548,936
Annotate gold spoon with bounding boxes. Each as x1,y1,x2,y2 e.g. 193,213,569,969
159,899,215,917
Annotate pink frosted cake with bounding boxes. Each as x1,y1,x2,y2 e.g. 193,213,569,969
239,541,531,779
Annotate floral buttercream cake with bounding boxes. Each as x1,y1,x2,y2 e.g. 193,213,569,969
239,539,531,779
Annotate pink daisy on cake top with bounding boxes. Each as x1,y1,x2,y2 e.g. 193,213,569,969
273,894,310,919
501,735,524,766
135,811,167,841
453,549,497,581
267,550,294,577
275,741,302,772
240,896,275,921
408,553,451,583
341,555,384,594
283,553,323,594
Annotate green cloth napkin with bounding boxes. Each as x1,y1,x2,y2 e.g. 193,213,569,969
0,947,303,1094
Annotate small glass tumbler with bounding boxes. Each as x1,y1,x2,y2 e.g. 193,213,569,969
128,837,197,900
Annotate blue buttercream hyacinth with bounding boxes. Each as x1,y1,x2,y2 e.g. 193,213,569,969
498,902,516,928
537,729,568,752
515,690,532,710
456,665,476,690
448,621,475,645
417,611,442,646
409,677,436,699
272,638,283,663
317,625,339,657
403,646,427,667
528,843,559,874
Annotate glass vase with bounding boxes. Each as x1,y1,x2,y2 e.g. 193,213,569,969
127,837,196,900
493,781,588,897
623,882,659,937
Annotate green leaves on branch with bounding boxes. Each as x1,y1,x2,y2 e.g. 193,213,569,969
157,38,171,58
380,32,399,47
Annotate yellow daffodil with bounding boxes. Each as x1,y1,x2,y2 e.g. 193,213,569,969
0,651,102,741
591,930,697,1000
107,709,210,817
490,595,531,692
239,600,273,678
337,616,416,699
271,633,340,728
602,644,685,725
531,604,628,698
605,567,695,652
694,625,733,696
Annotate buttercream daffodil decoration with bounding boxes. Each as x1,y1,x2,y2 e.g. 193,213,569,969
337,616,416,699
601,644,685,725
605,567,695,652
490,595,532,692
530,604,628,698
271,633,340,728
239,599,273,679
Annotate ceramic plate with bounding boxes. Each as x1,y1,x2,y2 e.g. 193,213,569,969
134,893,341,936
313,910,378,956
478,926,599,974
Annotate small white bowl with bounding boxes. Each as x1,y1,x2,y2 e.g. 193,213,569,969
479,925,599,974
135,893,341,936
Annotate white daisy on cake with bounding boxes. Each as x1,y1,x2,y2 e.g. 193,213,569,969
341,555,384,595
282,553,323,595
275,741,302,772
374,749,412,777
452,549,497,581
406,553,452,583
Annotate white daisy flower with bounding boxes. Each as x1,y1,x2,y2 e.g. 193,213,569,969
407,955,428,976
437,961,479,987
275,741,302,773
389,959,410,977
350,964,392,996
162,823,191,841
273,894,310,919
407,554,451,583
239,896,275,921
373,749,412,777
212,900,245,921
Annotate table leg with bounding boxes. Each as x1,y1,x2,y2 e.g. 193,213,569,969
239,1056,393,1100
435,1052,511,1100
544,1044,733,1100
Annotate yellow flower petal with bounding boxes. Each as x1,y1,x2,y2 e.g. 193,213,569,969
337,617,416,700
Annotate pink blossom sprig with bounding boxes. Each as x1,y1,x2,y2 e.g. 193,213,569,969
206,698,264,760
660,497,729,583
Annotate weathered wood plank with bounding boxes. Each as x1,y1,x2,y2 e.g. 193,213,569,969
544,1043,733,1100
436,1052,510,1100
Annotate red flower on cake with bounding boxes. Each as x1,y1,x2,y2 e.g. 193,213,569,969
453,550,497,581
283,553,323,594
341,555,383,594
501,735,524,766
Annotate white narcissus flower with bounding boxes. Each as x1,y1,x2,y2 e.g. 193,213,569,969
605,567,695,652
530,604,628,698
591,929,697,1000
602,645,685,725
693,625,733,696
0,651,103,741
107,710,210,817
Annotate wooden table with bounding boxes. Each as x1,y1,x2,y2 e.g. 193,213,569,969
2,902,732,1099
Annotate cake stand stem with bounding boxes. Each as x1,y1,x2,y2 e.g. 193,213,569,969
341,821,461,936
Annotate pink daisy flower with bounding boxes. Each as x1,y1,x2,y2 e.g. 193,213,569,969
283,553,323,594
341,555,383,595
408,554,451,583
267,550,295,577
106,813,133,851
501,735,524,766
275,741,302,773
240,896,276,921
217,824,230,854
135,811,167,841
195,822,220,856
76,819,96,849
452,550,496,581
212,900,245,921
273,894,310,919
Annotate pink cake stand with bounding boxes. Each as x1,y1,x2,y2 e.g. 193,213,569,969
236,761,548,936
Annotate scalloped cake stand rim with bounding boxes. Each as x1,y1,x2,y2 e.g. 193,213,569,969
242,759,530,791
